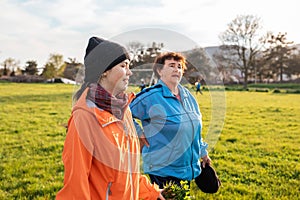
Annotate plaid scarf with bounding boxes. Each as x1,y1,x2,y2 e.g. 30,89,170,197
87,83,128,120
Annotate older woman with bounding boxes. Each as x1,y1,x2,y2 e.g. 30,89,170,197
56,37,164,200
130,52,211,188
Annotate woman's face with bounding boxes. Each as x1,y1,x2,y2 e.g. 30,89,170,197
158,58,183,86
103,59,132,95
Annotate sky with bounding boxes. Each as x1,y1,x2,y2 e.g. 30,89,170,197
0,0,299,68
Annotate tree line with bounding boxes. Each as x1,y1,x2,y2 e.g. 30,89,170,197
1,15,300,88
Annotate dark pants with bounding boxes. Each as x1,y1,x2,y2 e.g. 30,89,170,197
148,174,190,189
196,88,203,94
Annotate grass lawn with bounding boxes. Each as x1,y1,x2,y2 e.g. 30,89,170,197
0,83,299,199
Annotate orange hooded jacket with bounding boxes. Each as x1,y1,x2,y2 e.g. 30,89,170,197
56,89,160,200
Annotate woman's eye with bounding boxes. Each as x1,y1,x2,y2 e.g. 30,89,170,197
121,64,130,69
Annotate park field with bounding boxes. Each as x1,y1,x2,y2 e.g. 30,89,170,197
0,83,299,199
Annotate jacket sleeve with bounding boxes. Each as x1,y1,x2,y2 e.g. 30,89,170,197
189,91,209,158
130,98,146,137
200,138,208,157
56,114,94,199
138,175,160,200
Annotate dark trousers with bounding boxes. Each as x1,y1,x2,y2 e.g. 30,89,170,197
148,174,190,189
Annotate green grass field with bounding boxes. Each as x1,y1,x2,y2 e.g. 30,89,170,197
0,83,299,199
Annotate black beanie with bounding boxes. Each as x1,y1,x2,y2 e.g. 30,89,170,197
84,36,130,83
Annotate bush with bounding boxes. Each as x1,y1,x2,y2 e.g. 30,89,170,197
272,89,281,93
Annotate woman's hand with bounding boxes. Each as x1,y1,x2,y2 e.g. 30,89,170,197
139,133,149,151
201,155,211,168
158,189,166,200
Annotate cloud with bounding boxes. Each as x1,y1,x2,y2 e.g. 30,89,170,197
0,0,299,67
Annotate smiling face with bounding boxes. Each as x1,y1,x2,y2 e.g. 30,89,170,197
100,59,132,96
158,58,183,86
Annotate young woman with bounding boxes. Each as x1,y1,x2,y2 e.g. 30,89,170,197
56,37,165,200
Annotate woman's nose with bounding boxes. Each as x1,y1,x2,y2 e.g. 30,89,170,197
174,66,180,72
127,68,133,76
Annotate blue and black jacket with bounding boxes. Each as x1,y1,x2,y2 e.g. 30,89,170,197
130,80,208,180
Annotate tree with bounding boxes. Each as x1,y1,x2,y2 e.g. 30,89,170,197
212,48,238,84
41,53,65,79
263,32,296,82
286,51,300,78
1,58,19,76
127,41,145,67
219,15,265,88
254,53,271,83
24,60,38,75
128,41,163,68
183,47,216,84
41,62,56,79
48,53,64,69
127,41,163,84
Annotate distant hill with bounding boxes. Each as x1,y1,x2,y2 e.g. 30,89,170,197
294,43,300,51
203,44,300,58
204,46,220,58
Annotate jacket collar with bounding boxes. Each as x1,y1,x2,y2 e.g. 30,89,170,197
157,79,188,99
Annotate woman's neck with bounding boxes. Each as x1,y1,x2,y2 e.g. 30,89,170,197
99,80,120,97
162,80,179,95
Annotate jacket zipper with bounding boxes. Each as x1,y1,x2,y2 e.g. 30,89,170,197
180,96,195,179
106,182,112,200
124,123,135,200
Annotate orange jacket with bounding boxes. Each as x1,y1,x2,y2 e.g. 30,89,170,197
56,89,160,200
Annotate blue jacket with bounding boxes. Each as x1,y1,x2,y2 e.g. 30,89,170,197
130,80,208,180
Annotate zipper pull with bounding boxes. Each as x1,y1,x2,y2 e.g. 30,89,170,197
107,182,112,196
124,124,129,137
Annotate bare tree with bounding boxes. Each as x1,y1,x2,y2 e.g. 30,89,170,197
219,15,265,88
127,41,163,68
127,41,163,84
67,57,78,64
183,47,216,84
213,49,237,84
127,41,145,65
48,53,64,70
1,58,19,76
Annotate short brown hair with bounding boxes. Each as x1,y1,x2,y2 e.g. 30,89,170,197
153,52,187,79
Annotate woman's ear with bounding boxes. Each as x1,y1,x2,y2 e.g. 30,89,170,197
97,72,108,83
157,68,163,78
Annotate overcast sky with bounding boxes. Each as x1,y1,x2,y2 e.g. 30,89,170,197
0,0,299,67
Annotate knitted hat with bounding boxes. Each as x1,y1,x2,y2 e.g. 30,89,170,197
84,36,130,83
195,162,221,193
